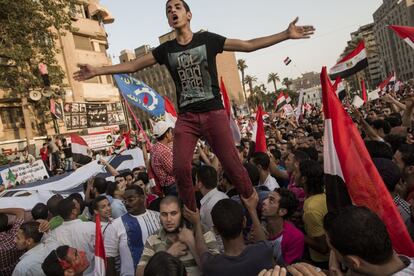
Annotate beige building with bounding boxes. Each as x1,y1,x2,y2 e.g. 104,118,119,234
291,72,320,91
119,30,244,127
0,0,124,155
373,0,414,81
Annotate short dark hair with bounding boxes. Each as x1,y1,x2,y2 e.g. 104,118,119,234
276,188,298,219
243,163,260,186
68,193,85,213
42,245,69,276
92,195,110,211
384,116,402,128
251,152,270,170
297,147,319,162
20,221,43,243
270,149,281,160
156,128,172,142
122,171,133,179
137,172,149,185
125,185,145,196
160,196,182,209
106,181,118,197
144,251,187,276
115,175,125,181
211,199,244,240
31,203,49,220
93,177,108,194
384,135,406,154
47,194,64,217
166,0,191,13
324,206,393,265
57,198,76,220
398,144,414,167
299,160,324,194
293,150,310,163
365,141,393,160
196,165,217,190
373,158,401,192
372,119,391,135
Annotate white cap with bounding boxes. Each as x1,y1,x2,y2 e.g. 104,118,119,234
153,121,173,138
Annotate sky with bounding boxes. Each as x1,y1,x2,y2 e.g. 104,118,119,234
100,0,383,89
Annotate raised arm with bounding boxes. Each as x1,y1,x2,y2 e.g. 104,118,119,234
73,52,157,81
224,17,315,52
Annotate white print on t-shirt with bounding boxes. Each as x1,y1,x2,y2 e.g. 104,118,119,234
168,45,214,107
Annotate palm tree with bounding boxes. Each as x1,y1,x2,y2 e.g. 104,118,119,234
282,77,293,90
237,59,248,104
267,73,280,92
244,75,257,95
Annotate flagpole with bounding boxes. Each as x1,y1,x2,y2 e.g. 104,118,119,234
123,99,151,146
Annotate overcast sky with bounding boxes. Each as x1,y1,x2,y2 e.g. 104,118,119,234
101,0,383,89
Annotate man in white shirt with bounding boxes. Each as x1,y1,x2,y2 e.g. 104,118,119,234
48,197,95,276
13,221,59,276
104,186,161,276
195,165,228,230
251,152,280,191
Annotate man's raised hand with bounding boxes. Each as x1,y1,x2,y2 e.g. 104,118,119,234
73,64,97,81
286,17,315,40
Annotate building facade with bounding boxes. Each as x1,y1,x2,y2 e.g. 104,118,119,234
302,86,322,106
0,0,124,156
291,72,320,91
373,0,414,81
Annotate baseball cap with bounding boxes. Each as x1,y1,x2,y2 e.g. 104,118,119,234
153,121,173,138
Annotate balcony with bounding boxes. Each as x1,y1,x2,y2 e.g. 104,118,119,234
72,18,107,39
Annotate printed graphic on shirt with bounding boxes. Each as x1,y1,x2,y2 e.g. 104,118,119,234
168,45,213,108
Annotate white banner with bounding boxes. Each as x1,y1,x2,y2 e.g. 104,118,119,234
295,90,305,122
0,160,49,189
0,148,145,210
67,132,119,150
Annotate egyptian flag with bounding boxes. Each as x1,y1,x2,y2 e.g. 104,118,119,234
284,57,292,66
276,92,286,110
163,96,177,126
284,93,292,104
379,73,396,93
389,25,414,49
332,77,346,101
329,41,368,80
255,105,267,153
70,134,92,165
361,79,367,103
220,77,241,143
94,214,106,276
321,66,414,256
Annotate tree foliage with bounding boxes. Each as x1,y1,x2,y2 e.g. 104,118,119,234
0,0,76,133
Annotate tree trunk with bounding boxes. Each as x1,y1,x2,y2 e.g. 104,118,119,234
21,96,35,154
273,80,277,92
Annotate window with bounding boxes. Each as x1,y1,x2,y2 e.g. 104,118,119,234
84,76,101,84
70,4,86,19
0,107,24,129
99,43,107,53
73,35,93,51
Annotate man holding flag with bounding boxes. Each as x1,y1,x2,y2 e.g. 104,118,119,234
74,0,315,211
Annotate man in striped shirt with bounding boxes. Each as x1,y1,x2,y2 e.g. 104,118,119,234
136,196,219,276
104,186,161,276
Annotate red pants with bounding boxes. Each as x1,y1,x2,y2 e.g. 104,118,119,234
173,109,253,211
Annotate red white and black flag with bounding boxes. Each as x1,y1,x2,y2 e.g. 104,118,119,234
275,92,286,110
329,41,368,80
332,77,346,101
70,134,92,165
284,57,292,66
389,25,414,49
321,66,414,256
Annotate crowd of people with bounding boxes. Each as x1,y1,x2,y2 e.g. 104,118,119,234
1,80,414,276
2,0,414,275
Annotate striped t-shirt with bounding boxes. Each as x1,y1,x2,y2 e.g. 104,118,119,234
104,210,161,276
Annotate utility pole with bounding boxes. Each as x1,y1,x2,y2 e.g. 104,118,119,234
21,95,35,154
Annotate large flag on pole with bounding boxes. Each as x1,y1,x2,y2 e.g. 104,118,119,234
389,25,414,49
94,214,106,276
114,74,165,118
321,66,414,256
379,73,396,93
332,77,346,101
276,92,286,110
220,77,241,143
329,41,368,80
255,106,267,153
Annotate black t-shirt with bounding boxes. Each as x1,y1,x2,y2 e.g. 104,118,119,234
152,31,226,114
201,241,274,276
